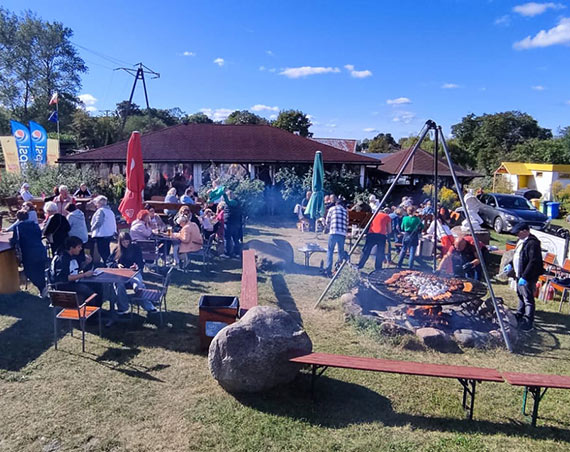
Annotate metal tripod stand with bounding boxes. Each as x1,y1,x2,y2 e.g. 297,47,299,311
314,120,513,352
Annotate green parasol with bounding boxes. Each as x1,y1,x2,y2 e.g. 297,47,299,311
304,151,325,220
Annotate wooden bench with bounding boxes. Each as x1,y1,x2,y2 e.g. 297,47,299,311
240,249,258,317
144,200,202,215
503,372,570,427
289,352,504,420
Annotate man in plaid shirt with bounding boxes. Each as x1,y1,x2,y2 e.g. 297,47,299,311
324,195,348,276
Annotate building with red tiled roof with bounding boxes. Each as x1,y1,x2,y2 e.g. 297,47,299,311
310,137,358,153
59,123,381,189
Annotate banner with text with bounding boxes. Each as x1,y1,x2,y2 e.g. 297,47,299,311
9,120,31,170
29,121,48,165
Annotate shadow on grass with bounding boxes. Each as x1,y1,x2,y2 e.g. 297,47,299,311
59,347,171,382
235,373,570,440
0,292,54,372
271,274,303,326
0,289,201,372
516,310,570,356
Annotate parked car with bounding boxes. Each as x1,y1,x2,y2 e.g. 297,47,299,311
514,188,542,200
477,193,549,233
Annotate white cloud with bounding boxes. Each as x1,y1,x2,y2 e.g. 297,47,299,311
494,15,511,26
344,64,373,78
86,106,97,113
266,50,274,56
259,66,266,71
442,83,459,89
79,93,97,106
514,17,570,49
251,104,279,112
392,111,416,124
513,2,565,17
268,68,276,73
566,100,570,105
531,85,546,90
182,51,195,57
279,66,341,78
325,123,337,128
213,57,225,66
363,128,378,133
200,108,233,122
269,114,277,120
386,97,412,105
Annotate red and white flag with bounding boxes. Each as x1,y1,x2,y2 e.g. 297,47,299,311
49,92,58,105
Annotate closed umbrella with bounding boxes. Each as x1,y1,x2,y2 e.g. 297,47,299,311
304,151,325,220
118,131,144,224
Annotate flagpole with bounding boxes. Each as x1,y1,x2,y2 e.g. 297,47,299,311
56,100,60,142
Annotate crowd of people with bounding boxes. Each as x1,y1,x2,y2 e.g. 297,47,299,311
5,180,245,317
302,190,543,331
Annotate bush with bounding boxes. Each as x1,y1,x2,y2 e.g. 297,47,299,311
199,174,265,217
0,165,125,206
421,184,460,209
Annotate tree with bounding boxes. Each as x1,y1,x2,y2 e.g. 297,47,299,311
451,111,552,175
0,8,86,120
225,110,268,125
272,109,312,137
510,138,569,164
368,133,399,153
184,112,213,124
123,114,167,136
115,101,142,121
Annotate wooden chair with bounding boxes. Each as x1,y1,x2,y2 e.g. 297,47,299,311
130,267,174,325
49,290,101,352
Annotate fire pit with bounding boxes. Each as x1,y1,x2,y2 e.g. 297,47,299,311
340,269,518,349
367,269,488,306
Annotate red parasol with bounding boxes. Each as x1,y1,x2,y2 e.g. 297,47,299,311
118,131,144,224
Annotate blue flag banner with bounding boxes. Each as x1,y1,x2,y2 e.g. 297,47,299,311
29,121,48,165
48,111,58,123
10,120,32,170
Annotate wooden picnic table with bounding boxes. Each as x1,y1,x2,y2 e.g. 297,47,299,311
0,232,19,294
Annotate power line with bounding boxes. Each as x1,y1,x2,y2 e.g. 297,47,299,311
72,41,133,67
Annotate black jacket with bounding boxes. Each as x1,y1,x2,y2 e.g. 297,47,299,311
517,235,543,281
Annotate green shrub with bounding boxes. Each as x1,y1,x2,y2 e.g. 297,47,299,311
0,165,125,206
421,184,460,209
199,174,265,217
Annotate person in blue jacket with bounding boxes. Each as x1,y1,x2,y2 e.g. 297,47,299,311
11,210,48,295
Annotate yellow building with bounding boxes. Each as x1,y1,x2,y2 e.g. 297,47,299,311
494,162,570,199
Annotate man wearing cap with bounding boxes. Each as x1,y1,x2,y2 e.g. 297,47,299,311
503,223,543,331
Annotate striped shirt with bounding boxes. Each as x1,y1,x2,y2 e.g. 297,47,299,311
326,204,348,236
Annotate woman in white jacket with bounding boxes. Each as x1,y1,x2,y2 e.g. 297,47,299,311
90,195,117,263
65,203,89,244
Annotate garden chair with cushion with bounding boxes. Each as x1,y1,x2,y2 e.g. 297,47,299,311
49,290,101,352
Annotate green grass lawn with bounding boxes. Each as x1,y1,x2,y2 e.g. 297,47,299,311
1,218,570,451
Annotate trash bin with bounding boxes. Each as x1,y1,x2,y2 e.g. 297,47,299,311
198,295,239,350
530,198,541,210
541,201,550,215
547,202,560,219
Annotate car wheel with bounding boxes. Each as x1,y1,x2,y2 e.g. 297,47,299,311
494,217,504,233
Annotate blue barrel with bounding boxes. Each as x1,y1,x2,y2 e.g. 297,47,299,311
547,202,560,219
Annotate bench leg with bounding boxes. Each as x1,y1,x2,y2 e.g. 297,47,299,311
522,386,547,427
458,378,477,420
310,364,328,399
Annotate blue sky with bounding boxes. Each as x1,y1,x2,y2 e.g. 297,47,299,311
5,0,570,140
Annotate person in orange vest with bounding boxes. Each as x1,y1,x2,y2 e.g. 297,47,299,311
357,207,392,271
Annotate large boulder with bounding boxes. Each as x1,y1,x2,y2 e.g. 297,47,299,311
208,306,312,393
